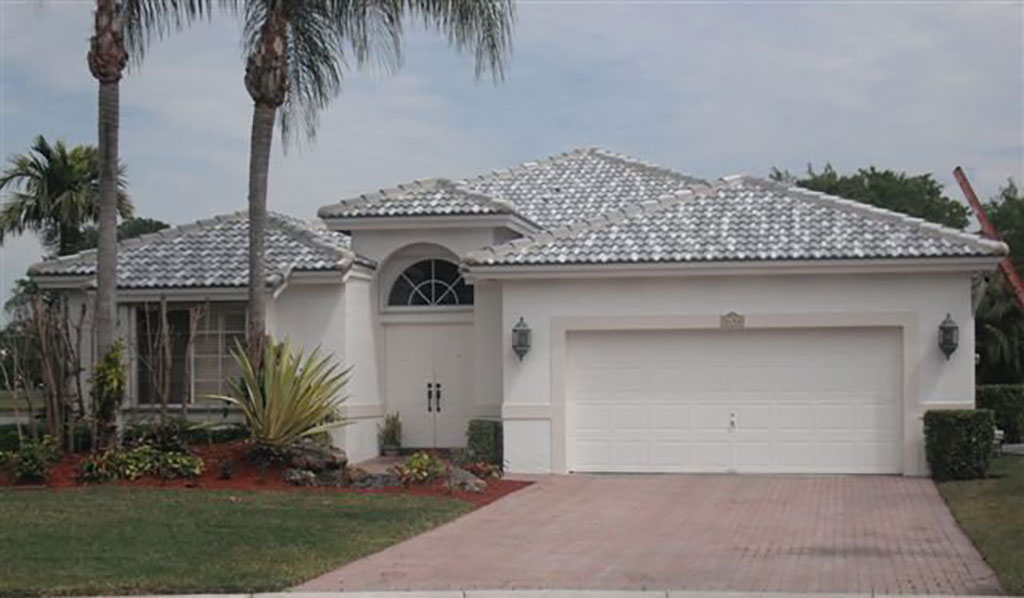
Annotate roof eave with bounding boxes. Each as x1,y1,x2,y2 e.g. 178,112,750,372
321,213,541,235
464,255,1006,281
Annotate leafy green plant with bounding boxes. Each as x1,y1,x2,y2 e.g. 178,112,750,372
124,419,190,453
377,411,401,453
977,385,1024,444
924,409,996,481
76,446,204,483
90,341,126,448
466,419,503,467
9,436,59,484
390,451,447,486
209,338,350,451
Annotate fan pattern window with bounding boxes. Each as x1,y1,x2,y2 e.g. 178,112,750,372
388,259,473,306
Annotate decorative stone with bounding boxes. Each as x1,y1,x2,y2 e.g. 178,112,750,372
346,467,370,484
444,467,487,493
351,472,402,489
282,468,317,487
286,442,347,473
315,468,349,487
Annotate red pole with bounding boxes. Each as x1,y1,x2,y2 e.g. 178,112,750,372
954,166,1024,308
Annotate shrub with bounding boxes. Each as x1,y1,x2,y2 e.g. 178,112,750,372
924,409,996,481
185,423,249,445
976,385,1024,444
124,419,190,452
90,341,126,448
76,446,204,483
378,411,401,450
391,451,446,485
466,419,503,467
209,338,350,451
9,436,59,484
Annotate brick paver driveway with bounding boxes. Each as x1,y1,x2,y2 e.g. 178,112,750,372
296,474,1000,594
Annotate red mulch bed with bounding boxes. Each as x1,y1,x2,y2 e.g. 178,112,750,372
0,442,531,509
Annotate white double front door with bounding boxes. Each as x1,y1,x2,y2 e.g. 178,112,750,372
384,322,475,448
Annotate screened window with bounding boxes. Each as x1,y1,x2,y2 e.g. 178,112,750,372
387,259,473,307
135,302,245,404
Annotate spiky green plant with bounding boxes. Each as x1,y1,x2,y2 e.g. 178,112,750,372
210,338,351,449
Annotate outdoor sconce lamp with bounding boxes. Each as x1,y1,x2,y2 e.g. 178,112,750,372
938,313,959,360
512,317,532,360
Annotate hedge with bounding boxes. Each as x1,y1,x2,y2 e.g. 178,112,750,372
923,409,995,481
976,385,1024,444
466,419,503,467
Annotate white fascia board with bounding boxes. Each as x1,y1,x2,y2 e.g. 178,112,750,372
111,287,250,302
322,214,539,235
464,256,1006,281
30,275,94,290
287,270,346,284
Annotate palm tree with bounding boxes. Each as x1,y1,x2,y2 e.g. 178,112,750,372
239,0,514,359
977,274,1024,384
86,0,219,357
0,135,131,256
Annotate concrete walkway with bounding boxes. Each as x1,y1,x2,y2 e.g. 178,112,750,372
296,474,1000,595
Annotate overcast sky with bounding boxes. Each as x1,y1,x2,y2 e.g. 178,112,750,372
1,0,1022,311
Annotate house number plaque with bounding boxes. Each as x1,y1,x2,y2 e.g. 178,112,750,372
720,311,745,330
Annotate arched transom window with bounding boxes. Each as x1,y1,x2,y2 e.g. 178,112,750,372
387,259,473,307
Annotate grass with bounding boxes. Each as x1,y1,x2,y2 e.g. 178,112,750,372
938,455,1024,596
0,486,470,596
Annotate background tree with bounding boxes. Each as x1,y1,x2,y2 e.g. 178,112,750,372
771,164,969,229
0,135,131,256
976,179,1023,384
81,216,169,249
238,0,515,359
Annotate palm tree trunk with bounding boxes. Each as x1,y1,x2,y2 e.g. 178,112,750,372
95,79,120,358
246,102,275,361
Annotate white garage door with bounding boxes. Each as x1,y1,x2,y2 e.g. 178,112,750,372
567,327,902,474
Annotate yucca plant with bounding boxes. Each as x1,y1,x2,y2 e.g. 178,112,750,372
210,338,351,450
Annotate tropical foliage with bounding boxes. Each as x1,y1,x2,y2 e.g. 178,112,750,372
236,0,515,358
210,338,351,449
0,135,131,256
771,164,970,229
977,180,1024,384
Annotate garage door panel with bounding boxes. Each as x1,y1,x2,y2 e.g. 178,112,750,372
568,328,902,474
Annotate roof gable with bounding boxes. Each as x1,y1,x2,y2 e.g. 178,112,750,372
30,212,357,289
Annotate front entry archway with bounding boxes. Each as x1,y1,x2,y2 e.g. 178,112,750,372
379,250,475,449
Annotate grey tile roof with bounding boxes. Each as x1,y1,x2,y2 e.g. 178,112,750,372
318,178,520,220
318,148,706,229
30,212,358,289
464,175,1008,267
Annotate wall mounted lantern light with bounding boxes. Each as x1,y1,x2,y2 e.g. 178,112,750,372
512,317,532,360
938,313,959,360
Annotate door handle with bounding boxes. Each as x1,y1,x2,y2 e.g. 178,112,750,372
729,411,737,431
427,383,434,413
436,383,442,413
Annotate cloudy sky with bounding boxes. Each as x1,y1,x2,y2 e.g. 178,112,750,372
1,0,1022,309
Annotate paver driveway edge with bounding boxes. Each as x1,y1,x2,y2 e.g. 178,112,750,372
89,591,1008,598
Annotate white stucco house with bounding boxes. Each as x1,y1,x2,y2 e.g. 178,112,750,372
30,148,1007,476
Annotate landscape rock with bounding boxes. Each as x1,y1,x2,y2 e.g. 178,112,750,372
286,442,347,473
315,468,349,487
282,468,317,487
346,466,370,484
350,472,402,489
444,467,487,493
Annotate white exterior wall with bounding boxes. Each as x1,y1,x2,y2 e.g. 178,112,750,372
499,271,976,476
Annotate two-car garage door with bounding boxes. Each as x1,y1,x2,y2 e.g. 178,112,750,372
567,327,903,474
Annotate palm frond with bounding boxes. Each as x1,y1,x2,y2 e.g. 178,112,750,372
122,0,238,67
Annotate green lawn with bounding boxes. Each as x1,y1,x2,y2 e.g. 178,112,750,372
0,486,470,596
938,455,1024,596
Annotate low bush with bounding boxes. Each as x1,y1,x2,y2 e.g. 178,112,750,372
466,419,503,467
391,451,446,486
5,436,59,484
977,385,1024,444
924,409,996,481
76,446,204,483
124,419,190,453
